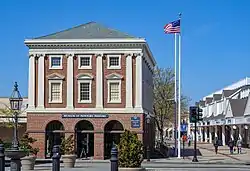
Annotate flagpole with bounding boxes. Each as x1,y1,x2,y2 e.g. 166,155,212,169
177,13,182,159
174,33,177,157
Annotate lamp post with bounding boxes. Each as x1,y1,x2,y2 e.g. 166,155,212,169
146,113,151,162
4,82,26,171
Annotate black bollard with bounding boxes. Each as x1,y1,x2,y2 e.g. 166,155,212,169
110,146,118,171
52,145,61,171
0,144,4,171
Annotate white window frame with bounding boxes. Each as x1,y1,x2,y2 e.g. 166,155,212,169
49,80,63,103
49,55,63,69
78,55,92,69
107,80,121,103
78,80,92,103
107,55,121,69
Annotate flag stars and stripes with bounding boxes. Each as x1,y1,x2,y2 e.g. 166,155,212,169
164,19,180,34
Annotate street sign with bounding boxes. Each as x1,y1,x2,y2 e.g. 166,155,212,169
180,124,187,132
131,116,140,128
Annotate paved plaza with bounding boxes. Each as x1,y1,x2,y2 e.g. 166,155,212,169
5,142,250,171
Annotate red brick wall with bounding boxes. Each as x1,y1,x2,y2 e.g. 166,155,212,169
27,113,145,159
0,124,27,142
103,54,126,108
44,55,67,108
73,55,96,108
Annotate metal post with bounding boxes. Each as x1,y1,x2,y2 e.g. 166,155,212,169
147,120,150,162
182,138,185,159
12,112,19,150
110,146,118,171
0,144,5,171
192,120,198,162
52,145,61,171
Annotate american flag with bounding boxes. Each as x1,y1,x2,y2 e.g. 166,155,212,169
164,20,180,34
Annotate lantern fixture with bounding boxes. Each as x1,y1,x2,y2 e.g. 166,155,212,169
9,82,23,111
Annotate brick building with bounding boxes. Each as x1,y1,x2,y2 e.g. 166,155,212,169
24,22,156,159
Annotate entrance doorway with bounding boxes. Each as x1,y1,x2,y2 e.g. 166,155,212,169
75,120,94,158
45,120,65,158
104,120,124,159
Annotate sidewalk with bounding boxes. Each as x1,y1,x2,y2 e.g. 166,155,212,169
197,143,250,163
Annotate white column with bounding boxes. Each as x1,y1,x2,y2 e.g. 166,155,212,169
126,54,133,108
200,127,203,142
209,127,212,143
215,126,218,138
187,119,191,136
222,125,226,145
238,125,242,140
28,54,35,109
67,54,74,109
37,54,45,109
96,54,103,108
204,127,208,142
135,53,142,108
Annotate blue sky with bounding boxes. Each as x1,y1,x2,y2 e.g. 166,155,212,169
1,0,250,104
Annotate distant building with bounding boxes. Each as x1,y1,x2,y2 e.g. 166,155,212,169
24,22,156,159
194,77,250,147
0,97,28,141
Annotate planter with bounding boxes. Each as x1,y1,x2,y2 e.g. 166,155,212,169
62,154,76,168
21,156,36,170
119,168,145,171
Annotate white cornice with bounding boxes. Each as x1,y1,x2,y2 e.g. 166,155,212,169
26,107,145,114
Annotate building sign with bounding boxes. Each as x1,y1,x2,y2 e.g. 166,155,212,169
131,116,140,128
225,118,235,125
62,113,109,118
180,124,187,132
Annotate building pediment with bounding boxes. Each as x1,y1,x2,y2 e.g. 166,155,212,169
106,73,123,80
76,73,94,80
47,73,65,80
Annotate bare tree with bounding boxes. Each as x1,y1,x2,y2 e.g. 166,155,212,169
153,67,190,146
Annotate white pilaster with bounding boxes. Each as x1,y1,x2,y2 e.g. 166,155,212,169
28,54,35,109
222,125,226,145
126,54,133,108
135,53,142,108
67,54,74,109
96,54,103,108
37,54,45,109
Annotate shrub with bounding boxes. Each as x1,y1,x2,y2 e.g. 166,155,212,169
117,130,144,168
60,134,74,155
20,133,39,156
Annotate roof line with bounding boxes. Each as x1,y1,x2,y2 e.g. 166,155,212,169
34,22,96,39
24,38,146,44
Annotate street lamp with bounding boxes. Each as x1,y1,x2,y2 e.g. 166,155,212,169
146,113,151,162
5,82,26,171
9,82,23,149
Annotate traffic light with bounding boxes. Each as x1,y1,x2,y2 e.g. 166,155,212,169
189,106,197,123
197,107,203,121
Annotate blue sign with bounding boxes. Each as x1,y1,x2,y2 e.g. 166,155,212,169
180,124,187,132
131,116,140,128
62,113,109,118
